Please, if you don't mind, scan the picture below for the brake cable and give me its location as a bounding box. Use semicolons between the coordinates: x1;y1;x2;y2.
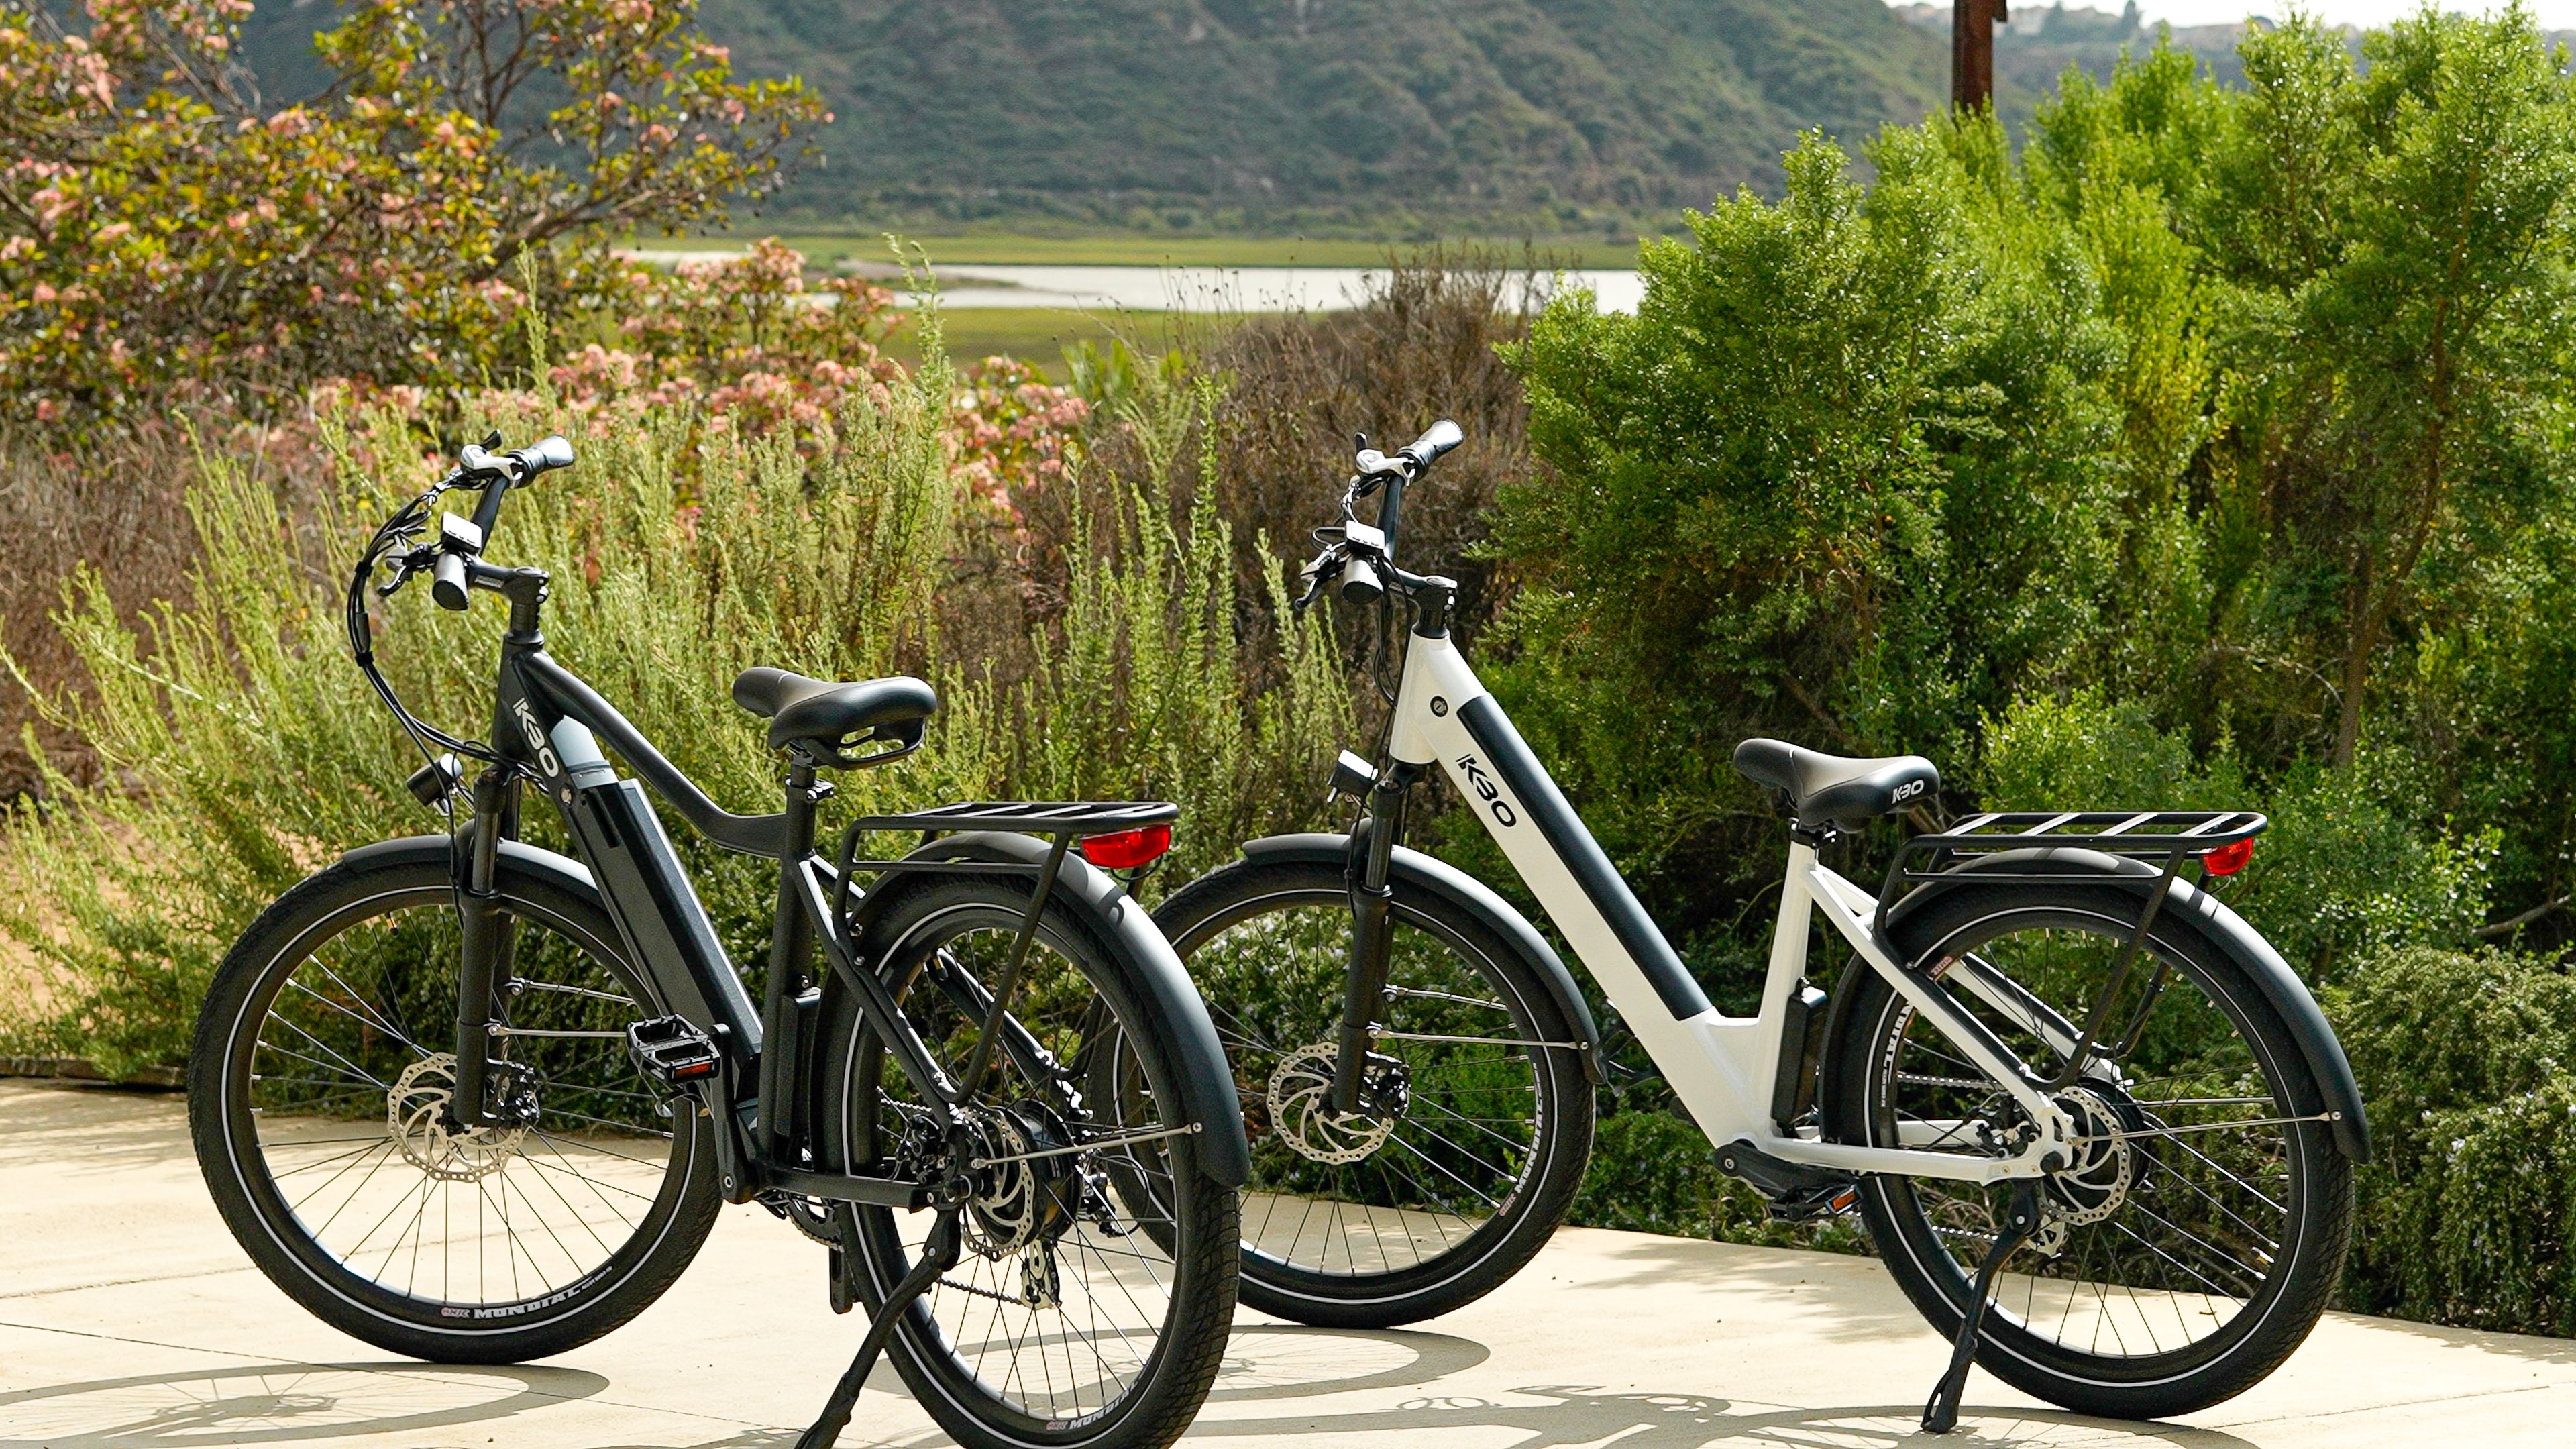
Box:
344;473;505;777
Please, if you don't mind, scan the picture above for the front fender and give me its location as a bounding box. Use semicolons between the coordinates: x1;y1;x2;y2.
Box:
339;834;601;899
1237;833;1607;1083
1881;847;2369;1162
900;831;1253;1187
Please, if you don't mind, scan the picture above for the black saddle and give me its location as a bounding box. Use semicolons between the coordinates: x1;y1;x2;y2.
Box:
732;667;936;764
1732;738;1939;823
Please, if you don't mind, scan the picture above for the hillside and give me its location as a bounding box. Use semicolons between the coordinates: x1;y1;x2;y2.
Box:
235;0;1951;233
703;0;1955;231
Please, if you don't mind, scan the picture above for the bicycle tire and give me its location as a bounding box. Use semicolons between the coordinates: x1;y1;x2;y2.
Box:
188;846;720;1363
1152;855;1594;1328
809;869;1238;1449
1825;877;2354;1420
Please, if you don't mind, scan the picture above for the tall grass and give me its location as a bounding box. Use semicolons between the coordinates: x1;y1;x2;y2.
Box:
0;334;1345;1073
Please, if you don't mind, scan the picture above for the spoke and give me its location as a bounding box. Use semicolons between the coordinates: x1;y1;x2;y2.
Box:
1383;1134;1505;1212
253;1036;392;1093
2106;1216;2251;1303
1411;1093;1538;1159
284;976;425;1053
512;978;638;1007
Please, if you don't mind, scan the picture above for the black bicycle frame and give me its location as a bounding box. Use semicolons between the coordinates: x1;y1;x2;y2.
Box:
437;567;966;1210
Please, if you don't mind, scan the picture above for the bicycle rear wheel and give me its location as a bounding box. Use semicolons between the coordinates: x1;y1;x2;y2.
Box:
188;846;718;1362
1153;855;1593;1328
810;871;1237;1449
1827;877;2353;1420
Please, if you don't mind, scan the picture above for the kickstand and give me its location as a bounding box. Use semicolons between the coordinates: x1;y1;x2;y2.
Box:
795;1206;964;1449
1922;1179;2042;1436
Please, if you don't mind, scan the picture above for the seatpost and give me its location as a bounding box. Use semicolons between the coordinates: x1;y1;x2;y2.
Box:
759;751;828;1161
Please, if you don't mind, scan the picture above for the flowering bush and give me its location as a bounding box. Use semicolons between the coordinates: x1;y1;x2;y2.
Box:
950;355;1089;526
0;0;824;427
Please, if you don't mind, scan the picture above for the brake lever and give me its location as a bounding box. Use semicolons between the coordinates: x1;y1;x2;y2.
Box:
374;543;441;597
1291;547;1341;615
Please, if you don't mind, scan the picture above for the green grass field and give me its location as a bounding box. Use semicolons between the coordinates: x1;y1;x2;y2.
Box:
885;307;1244;378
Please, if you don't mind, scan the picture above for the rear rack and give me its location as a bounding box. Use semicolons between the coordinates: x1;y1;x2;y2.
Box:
1870;808;2268;1096
1874;809;2265;935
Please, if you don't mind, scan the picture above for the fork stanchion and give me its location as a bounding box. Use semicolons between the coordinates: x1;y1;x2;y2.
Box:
797;1205;964;1449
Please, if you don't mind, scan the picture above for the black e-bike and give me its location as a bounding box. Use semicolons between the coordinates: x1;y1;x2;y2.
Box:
1155;422;2368;1432
187;435;1248;1449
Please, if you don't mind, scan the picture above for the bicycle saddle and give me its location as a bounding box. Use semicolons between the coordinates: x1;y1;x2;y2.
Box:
1731;737;1939;823
731;667;936;761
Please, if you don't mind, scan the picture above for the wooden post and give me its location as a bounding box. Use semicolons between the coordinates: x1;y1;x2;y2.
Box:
1953;0;2006;111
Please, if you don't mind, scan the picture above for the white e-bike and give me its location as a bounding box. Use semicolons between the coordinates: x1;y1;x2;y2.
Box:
1154;422;2367;1432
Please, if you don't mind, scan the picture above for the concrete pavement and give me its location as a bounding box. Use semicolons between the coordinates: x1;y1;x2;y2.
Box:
3;1078;2571;1448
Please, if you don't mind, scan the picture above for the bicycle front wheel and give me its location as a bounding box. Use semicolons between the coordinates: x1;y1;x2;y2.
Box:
1153;854;1594;1328
188;846;719;1362
1827;877;2354;1420
810;870;1238;1449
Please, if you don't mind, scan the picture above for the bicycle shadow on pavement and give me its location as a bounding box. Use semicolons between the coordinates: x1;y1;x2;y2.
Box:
1209;1322;1494;1401
1193;1369;2263;1448
1185;1330;2256;1444
0;1360;607;1447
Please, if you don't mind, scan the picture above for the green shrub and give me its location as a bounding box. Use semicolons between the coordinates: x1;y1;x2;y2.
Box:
1979;690;2493;977
2334;945;2576;1334
1568;1106;1864;1253
0;339;1345;1071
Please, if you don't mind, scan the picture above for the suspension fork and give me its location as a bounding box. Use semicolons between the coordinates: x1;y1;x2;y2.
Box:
1331;762;1419;1114
449;765;523;1128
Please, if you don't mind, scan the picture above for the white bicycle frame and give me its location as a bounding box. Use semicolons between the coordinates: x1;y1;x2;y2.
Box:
1387;627;2077;1185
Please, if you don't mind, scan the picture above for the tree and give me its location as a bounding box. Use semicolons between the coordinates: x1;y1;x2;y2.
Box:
2205;10;2576;767
0;0;824;425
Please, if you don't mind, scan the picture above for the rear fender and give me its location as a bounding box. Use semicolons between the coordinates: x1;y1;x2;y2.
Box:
884;831;1253;1187
1847;847;2369;1162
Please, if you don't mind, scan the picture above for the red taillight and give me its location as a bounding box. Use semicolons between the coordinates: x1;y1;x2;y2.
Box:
1080;823;1172;869
2200;838;2255;876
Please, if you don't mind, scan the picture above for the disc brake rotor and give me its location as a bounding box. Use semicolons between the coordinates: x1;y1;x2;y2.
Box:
387;1054;525;1182
2029;1084;2139;1256
1266;1042;1397;1165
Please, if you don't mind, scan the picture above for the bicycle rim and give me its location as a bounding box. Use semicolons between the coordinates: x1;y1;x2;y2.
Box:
1860;903;2319;1371
222;883;694;1313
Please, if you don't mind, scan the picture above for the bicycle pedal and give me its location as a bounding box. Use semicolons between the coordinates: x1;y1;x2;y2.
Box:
627;1015;720;1089
1766;1183;1860;1223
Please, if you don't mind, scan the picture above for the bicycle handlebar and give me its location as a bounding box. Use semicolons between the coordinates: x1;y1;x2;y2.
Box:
1396;419;1462;470
1291;419;1462;616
